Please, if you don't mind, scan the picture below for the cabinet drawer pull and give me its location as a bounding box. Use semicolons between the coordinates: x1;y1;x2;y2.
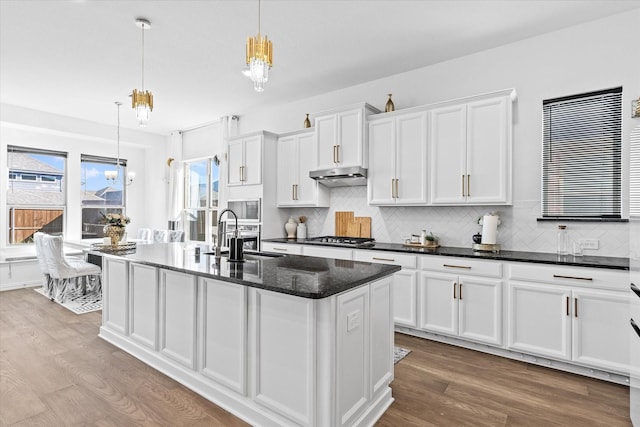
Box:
553;274;593;281
566;296;570;316
372;257;395;262
453;282;457;299
467;175;471;197
574;298;578;318
272;247;287;251
443;264;472;269
459;283;463;300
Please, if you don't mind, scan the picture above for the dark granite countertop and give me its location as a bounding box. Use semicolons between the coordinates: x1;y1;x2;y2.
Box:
263;238;629;271
92;243;401;299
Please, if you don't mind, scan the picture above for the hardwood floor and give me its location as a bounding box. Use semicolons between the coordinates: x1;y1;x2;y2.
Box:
0;288;631;426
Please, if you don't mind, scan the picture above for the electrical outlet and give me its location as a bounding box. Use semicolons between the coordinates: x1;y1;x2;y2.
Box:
580;238;599;250
347;310;360;332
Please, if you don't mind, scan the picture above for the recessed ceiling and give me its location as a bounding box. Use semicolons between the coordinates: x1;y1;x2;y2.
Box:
1;0;639;136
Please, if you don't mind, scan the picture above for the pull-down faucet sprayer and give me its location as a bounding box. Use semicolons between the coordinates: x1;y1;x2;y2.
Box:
215;208;238;262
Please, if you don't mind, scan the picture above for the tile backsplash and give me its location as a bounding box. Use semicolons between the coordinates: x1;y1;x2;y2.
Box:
286;186;630;258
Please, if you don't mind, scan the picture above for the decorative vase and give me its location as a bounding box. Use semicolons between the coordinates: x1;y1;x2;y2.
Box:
297;222;307;239
303;113;311;128
285;217;297;239
385;94;395;112
104;225;125;246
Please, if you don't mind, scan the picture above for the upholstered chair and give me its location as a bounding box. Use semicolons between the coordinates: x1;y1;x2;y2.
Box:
152;229;168;243
34;232;54;298
136;228;151;242
167;230;184;242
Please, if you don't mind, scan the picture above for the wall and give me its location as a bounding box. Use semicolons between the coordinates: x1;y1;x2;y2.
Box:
0;104;168;250
229;10;639;257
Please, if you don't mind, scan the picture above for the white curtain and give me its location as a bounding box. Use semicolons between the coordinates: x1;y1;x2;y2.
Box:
167;131;184;222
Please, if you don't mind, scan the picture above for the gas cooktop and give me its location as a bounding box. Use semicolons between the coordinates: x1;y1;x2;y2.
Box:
304;236;375;248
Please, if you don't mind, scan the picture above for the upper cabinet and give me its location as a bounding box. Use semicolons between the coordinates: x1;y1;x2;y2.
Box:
312;103;380;170
227;133;264;186
276;129;329;207
368;110;428;205
429;90;515;205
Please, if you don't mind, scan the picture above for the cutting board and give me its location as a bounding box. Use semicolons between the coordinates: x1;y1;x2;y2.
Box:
335;211;371;238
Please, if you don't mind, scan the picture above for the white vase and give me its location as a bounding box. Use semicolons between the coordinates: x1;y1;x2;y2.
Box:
285;216;297;239
297;222;307;239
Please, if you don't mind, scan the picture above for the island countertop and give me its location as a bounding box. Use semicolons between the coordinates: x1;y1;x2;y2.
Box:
92;242;401;299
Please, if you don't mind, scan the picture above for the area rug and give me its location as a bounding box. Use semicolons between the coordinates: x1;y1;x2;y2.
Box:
34;287;102;314
394;346;411;364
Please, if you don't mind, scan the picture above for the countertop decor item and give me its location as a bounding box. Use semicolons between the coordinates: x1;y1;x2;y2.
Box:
297;216;307;239
303;113;311;128
385;94;395;112
285;216;297;239
474;212;501;252
101;212;131;246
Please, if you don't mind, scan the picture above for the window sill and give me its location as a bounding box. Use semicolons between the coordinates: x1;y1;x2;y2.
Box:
536;217;628;223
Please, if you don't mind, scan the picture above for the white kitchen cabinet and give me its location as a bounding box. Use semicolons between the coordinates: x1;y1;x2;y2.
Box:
507;263;630;373
261;242;304;255
354;250;419;328
429;90;513;205
227;133;263;186
103;256;129;336
129;263;158;350
160;269;197;369
312;103;380;170
368;111;428;205
277;130;329;207
419;257;503;346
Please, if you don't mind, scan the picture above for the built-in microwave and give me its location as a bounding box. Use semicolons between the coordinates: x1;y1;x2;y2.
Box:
227;199;261;223
224;223;260;251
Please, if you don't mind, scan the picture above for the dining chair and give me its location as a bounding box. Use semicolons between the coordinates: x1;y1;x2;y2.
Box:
41;235;102;302
34;232;54;298
167;230;184;242
152;229;168;243
136;228;151;242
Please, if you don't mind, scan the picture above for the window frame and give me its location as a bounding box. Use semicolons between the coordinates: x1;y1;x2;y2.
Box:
184;157;220;244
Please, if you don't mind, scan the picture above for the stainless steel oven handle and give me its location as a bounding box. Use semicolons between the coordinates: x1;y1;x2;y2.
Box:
631;283;640;298
631;318;640;338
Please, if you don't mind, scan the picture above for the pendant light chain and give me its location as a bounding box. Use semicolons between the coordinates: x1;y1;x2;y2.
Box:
258;0;261;35
141;24;145;92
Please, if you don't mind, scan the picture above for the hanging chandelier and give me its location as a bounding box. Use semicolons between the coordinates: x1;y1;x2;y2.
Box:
105;102;135;186
131;18;153;126
245;0;273;92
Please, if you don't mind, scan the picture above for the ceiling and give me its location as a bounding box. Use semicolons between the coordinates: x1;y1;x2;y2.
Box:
2;0;639;136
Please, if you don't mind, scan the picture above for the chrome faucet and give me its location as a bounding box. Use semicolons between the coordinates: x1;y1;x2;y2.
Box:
215;208;238;262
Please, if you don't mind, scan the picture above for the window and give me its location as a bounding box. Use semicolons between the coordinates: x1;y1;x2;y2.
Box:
542;87;622;219
184;157;220;242
80;155;127;239
6;146;66;244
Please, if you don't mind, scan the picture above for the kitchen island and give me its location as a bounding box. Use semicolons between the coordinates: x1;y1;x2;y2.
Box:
96;243;401;427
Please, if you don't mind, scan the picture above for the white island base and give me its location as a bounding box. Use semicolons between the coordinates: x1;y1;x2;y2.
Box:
99;257;395;427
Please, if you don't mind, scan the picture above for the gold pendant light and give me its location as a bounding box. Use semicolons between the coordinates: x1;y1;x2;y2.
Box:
131;18;153;126
245;0;273;92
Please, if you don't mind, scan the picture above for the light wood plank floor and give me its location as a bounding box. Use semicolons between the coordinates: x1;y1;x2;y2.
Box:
0;288;631;426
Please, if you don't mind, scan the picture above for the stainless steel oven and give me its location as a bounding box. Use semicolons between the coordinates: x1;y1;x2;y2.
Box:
224;223;261;252
227;199;261;223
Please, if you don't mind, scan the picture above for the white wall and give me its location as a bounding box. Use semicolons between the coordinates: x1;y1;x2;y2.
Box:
0;104;168;249
228;10;638;257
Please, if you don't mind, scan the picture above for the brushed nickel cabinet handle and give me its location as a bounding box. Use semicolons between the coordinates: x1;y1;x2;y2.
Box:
553;274;593;281
453;282;457;299
272;247;287;251
443;264;472;269
459;283;463;300
395;179;399;199
295;184;298;200
574;298;578;318
336;144;340;163
391;179;395;199
372;257;395;262
467;175;471;197
292;184;295;200
333;145;337;163
461;175;465;197
566;296;570;316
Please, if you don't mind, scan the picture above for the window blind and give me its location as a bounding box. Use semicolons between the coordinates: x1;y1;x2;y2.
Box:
542;87;622;218
630;125;640;217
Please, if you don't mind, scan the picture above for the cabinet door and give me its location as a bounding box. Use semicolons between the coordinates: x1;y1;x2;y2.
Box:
466;97;509;204
242;135;262;185
295;132;318;205
396;112;428;205
419;272;458;336
160;269;197;369
276;135;298;206
227;138;244;186
337;109;363;167
316;114;338;169
572;289;630;373
393;269;418;328
103;257;128;335
368;118;396;205
508;281;571;360
458;276;502;346
129;263;158;350
429;104;467;204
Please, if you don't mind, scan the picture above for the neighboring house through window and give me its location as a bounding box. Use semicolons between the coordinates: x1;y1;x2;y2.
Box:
6;146;66;244
80;155;127;239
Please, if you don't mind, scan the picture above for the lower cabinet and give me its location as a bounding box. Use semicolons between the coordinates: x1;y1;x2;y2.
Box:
508;280;630;373
419;271;502;346
129;263;158;350
160;269;197;369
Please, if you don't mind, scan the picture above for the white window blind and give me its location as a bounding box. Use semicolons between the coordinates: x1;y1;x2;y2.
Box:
630;125;640;217
542;87;622;218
